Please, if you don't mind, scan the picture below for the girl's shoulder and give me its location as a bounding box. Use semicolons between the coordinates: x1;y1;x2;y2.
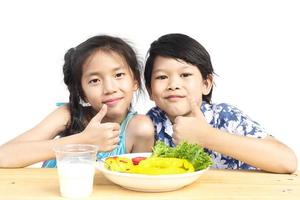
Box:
52;104;71;121
20;104;71;141
40;104;71;132
128;114;154;134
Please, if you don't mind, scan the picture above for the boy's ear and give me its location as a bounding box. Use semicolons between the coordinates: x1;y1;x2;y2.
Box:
146;86;153;100
202;74;213;95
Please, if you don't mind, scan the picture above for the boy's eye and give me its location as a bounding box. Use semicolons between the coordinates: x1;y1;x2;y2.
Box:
155;75;167;80
115;72;125;78
181;73;192;78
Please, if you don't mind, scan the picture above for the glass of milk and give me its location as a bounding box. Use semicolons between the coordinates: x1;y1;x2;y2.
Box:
54;144;98;199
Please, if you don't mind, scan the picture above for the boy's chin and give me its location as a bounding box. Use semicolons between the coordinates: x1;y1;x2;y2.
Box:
167;109;192;119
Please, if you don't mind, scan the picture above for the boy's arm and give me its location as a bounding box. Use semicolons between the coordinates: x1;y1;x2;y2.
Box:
202;128;297;173
173;100;298;174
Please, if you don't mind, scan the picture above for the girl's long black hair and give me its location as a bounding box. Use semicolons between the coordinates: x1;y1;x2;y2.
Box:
60;35;142;137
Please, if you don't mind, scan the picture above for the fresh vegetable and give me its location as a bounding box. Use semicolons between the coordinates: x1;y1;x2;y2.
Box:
104;141;212;175
104;156;194;175
151;141;212;171
132;157;147;165
104;157;133;172
129;157;194;175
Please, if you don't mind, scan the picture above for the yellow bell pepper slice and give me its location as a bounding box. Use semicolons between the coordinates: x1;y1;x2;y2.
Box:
104;157;133;172
129;157;194;175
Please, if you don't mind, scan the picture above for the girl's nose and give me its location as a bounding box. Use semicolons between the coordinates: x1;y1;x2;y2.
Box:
103;79;117;94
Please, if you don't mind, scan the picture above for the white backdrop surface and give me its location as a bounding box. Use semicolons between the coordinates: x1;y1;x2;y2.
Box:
0;0;299;168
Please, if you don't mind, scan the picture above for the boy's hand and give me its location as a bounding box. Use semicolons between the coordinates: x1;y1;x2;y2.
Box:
172;97;211;147
82;104;120;152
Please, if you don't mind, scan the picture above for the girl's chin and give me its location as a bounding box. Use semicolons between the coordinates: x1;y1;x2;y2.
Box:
104;110;128;122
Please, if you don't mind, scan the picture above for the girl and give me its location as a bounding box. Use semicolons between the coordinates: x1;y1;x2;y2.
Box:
144;33;297;173
0;35;154;168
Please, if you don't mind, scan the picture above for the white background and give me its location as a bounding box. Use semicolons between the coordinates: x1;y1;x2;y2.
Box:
0;0;299;168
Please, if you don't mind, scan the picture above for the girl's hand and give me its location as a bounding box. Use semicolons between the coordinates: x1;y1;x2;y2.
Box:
173;98;211;147
82;104;120;152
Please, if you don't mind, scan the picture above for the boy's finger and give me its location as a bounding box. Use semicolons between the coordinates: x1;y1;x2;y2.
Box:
188;96;201;118
92;104;107;123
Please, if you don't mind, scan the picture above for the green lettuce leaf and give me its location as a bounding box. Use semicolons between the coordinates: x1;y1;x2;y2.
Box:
151;141;212;171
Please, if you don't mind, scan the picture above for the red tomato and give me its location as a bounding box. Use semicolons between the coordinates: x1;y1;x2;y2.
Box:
132;157;147;165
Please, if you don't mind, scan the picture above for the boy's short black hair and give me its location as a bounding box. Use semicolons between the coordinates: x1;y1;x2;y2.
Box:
144;33;214;103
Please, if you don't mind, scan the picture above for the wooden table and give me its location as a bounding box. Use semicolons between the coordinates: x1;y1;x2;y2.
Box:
0;168;299;200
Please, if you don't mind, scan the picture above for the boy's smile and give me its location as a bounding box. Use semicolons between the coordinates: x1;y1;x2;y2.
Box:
150;56;212;122
165;94;185;102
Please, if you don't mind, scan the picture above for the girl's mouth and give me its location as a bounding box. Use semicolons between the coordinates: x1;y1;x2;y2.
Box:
103;97;123;107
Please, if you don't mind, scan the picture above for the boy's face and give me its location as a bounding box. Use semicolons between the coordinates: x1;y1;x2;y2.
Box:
81;50;138;123
150;56;212;122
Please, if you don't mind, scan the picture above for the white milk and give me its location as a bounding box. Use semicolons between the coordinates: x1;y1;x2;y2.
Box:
57;162;95;199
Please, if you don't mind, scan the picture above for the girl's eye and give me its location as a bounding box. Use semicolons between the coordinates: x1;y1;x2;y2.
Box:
88;79;100;85
115;72;125;78
181;73;192;78
155;75;167;80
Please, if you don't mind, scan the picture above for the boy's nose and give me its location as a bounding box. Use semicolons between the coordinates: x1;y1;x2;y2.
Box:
167;78;181;91
167;85;180;91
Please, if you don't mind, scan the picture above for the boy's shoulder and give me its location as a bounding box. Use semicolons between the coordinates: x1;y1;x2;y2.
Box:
146;106;168;123
146;102;242;117
202;102;242;116
201;102;248;126
146;102;245;124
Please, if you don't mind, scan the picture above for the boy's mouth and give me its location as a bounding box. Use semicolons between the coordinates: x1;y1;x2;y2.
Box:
165;95;185;101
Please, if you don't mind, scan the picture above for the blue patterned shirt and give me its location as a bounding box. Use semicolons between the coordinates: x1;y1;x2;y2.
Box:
147;102;269;170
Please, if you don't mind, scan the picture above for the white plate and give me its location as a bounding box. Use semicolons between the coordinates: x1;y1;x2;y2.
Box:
96;152;209;192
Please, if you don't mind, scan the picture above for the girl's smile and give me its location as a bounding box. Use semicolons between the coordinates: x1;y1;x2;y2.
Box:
102;97;124;107
81;50;138;123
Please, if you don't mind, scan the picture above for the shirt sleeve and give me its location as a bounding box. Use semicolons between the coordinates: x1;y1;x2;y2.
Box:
217;103;269;139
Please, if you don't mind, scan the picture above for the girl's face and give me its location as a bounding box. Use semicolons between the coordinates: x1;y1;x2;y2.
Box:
81;50;138;123
150;56;212;122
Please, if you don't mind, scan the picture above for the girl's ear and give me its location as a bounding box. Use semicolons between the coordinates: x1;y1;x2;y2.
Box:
202;74;213;95
133;80;139;91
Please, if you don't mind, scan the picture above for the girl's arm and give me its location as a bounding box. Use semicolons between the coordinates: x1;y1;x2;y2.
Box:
0;104;121;168
126;115;155;153
0;105;78;168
